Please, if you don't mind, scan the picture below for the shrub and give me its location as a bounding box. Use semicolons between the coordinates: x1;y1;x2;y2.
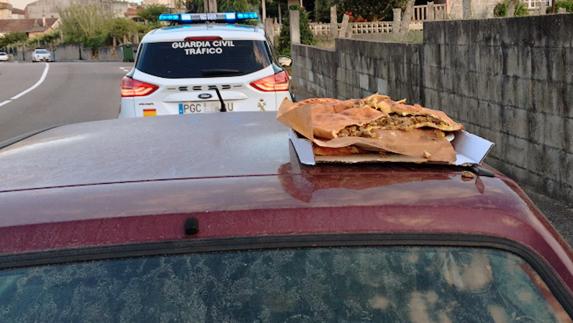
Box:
555;0;573;12
494;0;528;17
0;32;27;48
277;6;315;56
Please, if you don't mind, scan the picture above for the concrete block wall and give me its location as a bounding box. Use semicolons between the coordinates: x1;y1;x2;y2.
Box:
291;14;573;203
14;45;123;62
292;39;423;104
335;39;423;103
423;15;573;203
291;45;337;99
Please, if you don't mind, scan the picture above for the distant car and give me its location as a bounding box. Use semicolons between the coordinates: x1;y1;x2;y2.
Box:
0;112;572;321
0;52;9;61
119;12;292;118
31;48;52;62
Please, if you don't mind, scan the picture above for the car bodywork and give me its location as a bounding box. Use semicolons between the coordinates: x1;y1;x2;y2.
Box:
31;49;52;62
0;112;572;314
119;24;291;118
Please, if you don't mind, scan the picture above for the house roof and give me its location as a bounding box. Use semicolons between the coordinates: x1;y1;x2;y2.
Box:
11;8;25;15
0;18;57;33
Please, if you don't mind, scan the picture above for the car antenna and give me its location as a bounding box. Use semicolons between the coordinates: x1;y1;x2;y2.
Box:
213;87;227;112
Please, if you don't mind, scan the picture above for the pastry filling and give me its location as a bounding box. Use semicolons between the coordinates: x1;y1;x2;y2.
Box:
337;114;448;138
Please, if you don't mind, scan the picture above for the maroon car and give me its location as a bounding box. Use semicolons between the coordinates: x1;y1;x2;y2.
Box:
0;112;571;322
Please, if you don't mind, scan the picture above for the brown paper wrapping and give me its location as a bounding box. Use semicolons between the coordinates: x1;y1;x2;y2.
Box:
277;98;457;163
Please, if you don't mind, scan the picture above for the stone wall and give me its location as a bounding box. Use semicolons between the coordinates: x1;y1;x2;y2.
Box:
291;14;573;203
292;39;424;104
12;45;124;62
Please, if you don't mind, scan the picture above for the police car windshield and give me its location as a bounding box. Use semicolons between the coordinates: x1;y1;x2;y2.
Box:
136;40;271;79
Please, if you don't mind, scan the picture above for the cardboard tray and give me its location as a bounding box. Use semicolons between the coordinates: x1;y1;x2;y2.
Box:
289;129;494;166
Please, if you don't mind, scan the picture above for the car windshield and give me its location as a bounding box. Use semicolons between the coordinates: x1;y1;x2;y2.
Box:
34;49;49;53
0;246;569;322
135;39;272;78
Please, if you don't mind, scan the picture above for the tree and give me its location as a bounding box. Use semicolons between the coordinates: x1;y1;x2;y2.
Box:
137;4;170;24
218;0;259;11
334;0;408;21
277;5;315;56
109;18;138;46
0;32;27;49
314;0;335;22
59;4;113;50
29;31;61;48
493;0;528;17
554;0;573;12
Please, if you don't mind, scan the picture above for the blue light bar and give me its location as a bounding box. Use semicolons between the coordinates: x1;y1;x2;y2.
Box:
236;12;258;20
159;13;179;21
158;12;259;24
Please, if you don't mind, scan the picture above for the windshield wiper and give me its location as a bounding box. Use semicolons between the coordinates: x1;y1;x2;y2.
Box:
200;69;241;77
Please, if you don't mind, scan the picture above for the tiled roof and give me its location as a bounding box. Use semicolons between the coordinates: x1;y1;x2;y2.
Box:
0;18;57;33
11;8;25;15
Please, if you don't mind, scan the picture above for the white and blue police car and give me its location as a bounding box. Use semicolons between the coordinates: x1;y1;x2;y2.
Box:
119;12;292;118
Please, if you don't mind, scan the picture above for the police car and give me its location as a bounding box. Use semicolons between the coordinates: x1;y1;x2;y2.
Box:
119;12;291;118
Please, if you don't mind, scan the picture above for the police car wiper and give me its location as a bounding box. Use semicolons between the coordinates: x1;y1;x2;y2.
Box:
200;69;241;77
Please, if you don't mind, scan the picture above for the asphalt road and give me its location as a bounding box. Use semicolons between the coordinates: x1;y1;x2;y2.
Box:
0;62;130;142
0;61;571;247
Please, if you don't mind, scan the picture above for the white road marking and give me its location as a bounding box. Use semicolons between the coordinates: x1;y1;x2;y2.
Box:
120;67;130;72
0;100;11;107
10;62;50;101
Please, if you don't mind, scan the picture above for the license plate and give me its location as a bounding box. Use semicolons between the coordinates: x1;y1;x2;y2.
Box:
179;102;234;114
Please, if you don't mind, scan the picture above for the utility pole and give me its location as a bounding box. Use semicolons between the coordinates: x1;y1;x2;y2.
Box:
261;0;266;22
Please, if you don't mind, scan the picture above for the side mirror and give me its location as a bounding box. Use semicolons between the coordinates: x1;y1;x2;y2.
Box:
278;56;292;67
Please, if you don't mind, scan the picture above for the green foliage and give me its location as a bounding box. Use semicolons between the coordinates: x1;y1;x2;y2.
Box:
555;0;573;12
137;4;170;23
59;4;113;49
218;0;259;12
514;2;528;15
314;0;335;23
29;31;60;47
493;0;529;17
494;2;507;16
277;6;315;56
109;18;137;40
59;4;153;49
334;0;408;21
0;32;27;48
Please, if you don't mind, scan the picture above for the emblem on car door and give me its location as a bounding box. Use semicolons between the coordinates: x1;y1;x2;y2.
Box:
198;93;212;99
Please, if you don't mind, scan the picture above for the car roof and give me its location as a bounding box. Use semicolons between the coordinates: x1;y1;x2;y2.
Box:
0;112;291;192
1;112;572;295
142;24;266;43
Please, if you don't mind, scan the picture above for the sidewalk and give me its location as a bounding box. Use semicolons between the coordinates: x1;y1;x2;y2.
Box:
525;187;573;248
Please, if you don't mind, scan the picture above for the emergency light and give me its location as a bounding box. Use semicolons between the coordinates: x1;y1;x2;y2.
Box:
159;12;259;23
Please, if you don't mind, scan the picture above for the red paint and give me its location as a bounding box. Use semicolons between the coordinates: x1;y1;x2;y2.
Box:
0;165;572;296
